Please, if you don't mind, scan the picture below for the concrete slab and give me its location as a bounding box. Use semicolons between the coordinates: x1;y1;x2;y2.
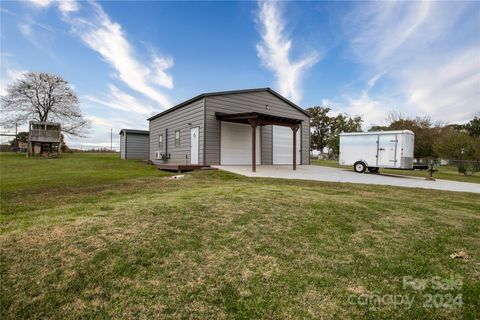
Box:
215;165;480;194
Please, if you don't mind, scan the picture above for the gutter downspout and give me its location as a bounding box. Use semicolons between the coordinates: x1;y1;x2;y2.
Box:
165;128;168;161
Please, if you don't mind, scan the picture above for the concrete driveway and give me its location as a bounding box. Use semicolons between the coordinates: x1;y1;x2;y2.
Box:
215;165;480;193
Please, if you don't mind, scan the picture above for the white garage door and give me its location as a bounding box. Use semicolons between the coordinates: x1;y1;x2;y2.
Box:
273;125;301;165
221;122;260;165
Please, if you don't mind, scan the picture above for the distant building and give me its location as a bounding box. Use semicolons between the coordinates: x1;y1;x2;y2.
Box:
18;141;28;153
28;121;62;157
119;129;149;160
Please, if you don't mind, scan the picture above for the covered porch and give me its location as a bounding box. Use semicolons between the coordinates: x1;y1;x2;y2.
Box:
216;112;302;172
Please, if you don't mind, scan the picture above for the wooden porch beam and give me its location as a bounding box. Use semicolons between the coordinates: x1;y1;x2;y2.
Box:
255;120;301;127
249;119;258;172
291;124;299;170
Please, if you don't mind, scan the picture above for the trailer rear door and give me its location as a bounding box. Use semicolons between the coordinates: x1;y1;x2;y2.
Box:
377;134;397;167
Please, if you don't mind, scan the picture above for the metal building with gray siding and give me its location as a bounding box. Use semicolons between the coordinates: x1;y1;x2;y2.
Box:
148;88;310;169
119;129;150;160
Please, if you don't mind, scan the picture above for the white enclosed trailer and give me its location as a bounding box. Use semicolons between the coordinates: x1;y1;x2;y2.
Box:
339;130;414;173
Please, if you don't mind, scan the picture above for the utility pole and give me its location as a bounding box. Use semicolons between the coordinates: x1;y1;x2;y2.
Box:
15;122;18;151
110;128;113;151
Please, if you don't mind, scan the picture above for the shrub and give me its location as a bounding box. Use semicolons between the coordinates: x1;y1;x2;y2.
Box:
457;163;470;175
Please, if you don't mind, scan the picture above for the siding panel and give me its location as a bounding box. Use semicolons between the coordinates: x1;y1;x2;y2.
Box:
261;125;272;165
149;99;204;164
125;133;149;160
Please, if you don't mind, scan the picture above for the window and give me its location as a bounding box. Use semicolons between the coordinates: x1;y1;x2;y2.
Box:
158;134;164;149
175;130;180;146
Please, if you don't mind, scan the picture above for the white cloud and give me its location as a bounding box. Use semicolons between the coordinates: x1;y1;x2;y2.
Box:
17;0;173;148
151;55;174;89
81;84;155;147
64;1;173;107
323;92;397;129
256;1;320;103
72;108;149;150
18;22;32;37
86;114;144;132
27;0;79;14
402;47;480;123
27;0;54;8
347;2;432;68
66;116;120;149
338;1;480;124
57;0;79;14
366;72;385;91
77;111;148;149
14;8;61;59
23;0;172;108
83;84;156;116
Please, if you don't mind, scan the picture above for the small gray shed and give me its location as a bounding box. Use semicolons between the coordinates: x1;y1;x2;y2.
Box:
119;129;149;160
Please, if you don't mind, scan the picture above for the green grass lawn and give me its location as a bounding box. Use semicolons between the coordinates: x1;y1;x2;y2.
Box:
1;153;479;319
312;159;480;184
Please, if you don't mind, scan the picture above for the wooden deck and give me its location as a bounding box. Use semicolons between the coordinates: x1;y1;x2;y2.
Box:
154;164;211;173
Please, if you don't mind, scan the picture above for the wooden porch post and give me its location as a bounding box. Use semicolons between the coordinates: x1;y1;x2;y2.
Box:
249;119;258;172
291;125;299;170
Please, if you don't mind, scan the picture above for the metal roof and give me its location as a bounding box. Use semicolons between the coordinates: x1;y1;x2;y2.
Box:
147;87;310;121
119;129;149;135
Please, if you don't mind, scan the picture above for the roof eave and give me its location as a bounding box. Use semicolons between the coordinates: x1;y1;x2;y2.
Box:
119;129;150;135
147;93;206;121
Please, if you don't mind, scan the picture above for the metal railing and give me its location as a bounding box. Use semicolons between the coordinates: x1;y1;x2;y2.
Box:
29;129;61;142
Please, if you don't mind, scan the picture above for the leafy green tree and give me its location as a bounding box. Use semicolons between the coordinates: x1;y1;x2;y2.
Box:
433;128;475;160
306;106;332;151
327;114;363;157
306;106;363;156
9;131;29;148
471;137;480;161
368;125;388;132
463;116;480;137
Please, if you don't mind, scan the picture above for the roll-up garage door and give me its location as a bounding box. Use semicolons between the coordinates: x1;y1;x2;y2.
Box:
220;122;261;165
273;125;301;164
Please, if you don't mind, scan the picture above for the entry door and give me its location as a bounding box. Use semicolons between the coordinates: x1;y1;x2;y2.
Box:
377;134;397;167
273;126;301;164
190;127;199;164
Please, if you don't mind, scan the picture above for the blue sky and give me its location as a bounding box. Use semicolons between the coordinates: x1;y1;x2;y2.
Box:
1;0;479;149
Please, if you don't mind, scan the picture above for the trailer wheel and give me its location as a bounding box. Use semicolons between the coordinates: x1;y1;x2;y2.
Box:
354;161;366;173
368;167;379;173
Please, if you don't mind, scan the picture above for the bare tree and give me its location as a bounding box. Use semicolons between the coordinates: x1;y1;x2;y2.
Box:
1;72;91;136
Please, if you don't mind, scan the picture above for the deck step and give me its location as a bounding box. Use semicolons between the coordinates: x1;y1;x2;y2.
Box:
155;164;211;172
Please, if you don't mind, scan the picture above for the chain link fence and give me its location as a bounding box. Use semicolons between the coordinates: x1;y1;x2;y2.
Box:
436;159;480;175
